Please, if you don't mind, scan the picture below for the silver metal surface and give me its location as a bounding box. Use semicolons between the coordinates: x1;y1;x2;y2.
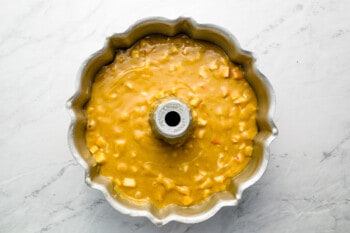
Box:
67;17;278;226
150;98;192;145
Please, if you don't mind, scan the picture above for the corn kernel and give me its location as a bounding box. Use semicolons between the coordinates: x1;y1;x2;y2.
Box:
143;163;152;171
120;112;128;121
199;178;213;189
125;82;133;89
87;119;96;130
114;139;126;152
135;191;142;198
134;130;145;140
117;55;124;63
193;173;204;182
239;143;247;150
94;151;106;163
113;126;123;134
234;97;249;105
131;50;139;58
181;164;189;172
203;189;211;197
97;116;112;124
123;178;136;187
130;151;137;158
209;60;218;70
221;86;229;98
239;122;248;132
192;110;198;118
215;106;223;116
96;137;106;147
244;145;253;156
176;186;190;195
197;118;207;126
190;96;201;107
140;40;148;48
219;65;230;78
196;129;206;139
214;175;225;183
96;105;105;113
115;139;126;145
157;176;175;190
182;47;189;55
169;46;179;54
117;162;128;172
231;67;244;80
181;195;193;205
109;93;118;99
199;66;209;78
217;153;225;169
155;90;165;99
231;135;240;143
130;165;138;172
89;145;99;154
240;104;257;120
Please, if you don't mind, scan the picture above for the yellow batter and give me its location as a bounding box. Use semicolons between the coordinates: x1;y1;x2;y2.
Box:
85;35;258;208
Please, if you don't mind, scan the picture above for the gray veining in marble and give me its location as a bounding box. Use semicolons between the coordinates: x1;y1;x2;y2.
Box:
0;0;349;232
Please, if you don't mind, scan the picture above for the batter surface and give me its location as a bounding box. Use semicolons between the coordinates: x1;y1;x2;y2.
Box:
85;35;258;208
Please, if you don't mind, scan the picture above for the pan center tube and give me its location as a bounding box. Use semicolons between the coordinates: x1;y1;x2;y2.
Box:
150;98;193;146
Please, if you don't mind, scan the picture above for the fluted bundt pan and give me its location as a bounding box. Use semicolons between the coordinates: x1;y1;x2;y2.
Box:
67;17;278;225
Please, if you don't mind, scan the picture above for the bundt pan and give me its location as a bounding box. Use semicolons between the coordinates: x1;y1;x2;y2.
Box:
67;17;278;225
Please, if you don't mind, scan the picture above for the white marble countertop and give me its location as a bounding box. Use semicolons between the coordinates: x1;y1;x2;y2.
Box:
1;0;349;232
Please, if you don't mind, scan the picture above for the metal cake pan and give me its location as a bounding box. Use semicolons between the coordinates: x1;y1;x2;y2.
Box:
67;17;278;225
